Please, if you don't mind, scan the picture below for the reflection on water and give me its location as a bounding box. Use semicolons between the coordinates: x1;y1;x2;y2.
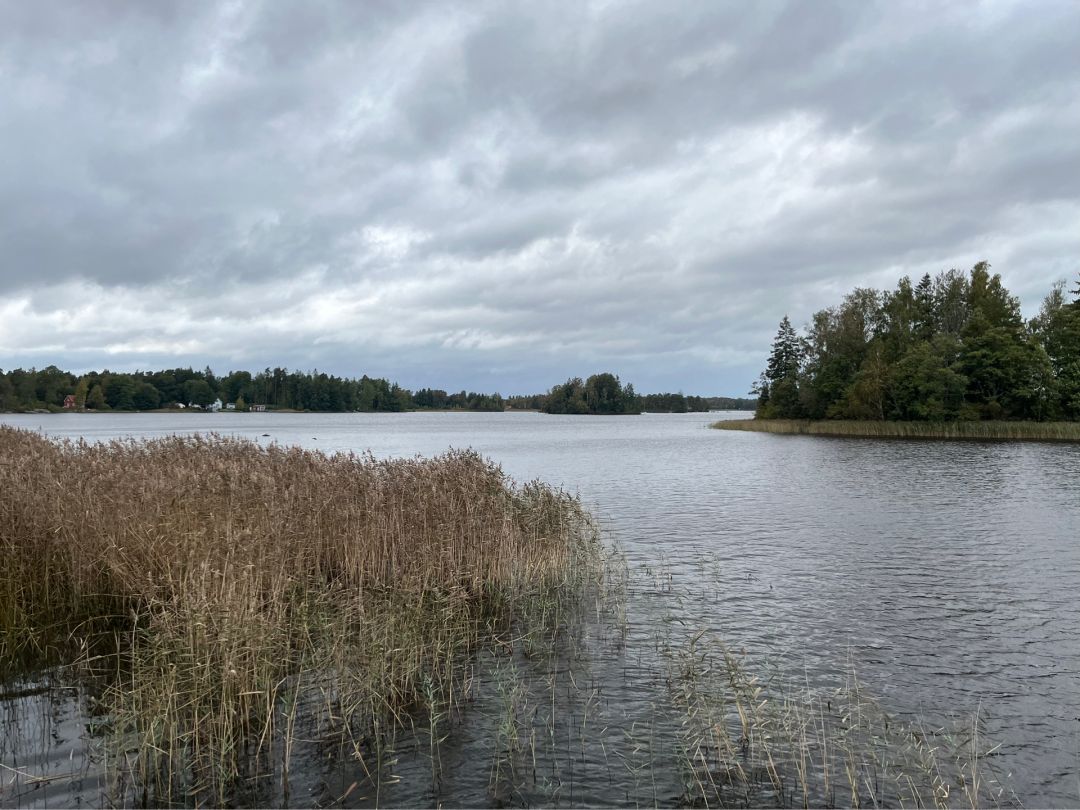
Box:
0;677;103;807
2;410;1079;806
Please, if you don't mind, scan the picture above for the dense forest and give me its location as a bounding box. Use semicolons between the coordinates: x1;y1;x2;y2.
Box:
508;390;751;412
755;262;1080;422
0;365;754;415
707;396;759;410
0;366;505;413
640;393;711;413
534;374;750;414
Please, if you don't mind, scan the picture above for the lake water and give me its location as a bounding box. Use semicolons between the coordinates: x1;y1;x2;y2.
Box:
2;410;1079;807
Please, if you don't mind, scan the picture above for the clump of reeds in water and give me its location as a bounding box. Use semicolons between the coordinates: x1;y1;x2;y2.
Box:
0;426;601;806
712;418;1080;442
671;632;1016;809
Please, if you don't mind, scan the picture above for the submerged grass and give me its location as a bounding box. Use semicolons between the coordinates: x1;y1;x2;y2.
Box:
0;426;601;805
669;632;1016;809
713;418;1080;442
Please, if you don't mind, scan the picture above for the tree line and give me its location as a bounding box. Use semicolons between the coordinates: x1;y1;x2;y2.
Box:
1;365;754;415
0;366;508;413
755;262;1080;422
516;373;752;414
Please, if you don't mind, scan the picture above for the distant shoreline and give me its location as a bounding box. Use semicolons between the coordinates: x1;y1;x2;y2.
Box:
1;408;512;415
0;408;307;415
712;418;1080;442
2;407;750;417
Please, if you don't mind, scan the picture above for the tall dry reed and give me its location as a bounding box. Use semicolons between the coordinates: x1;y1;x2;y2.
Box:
713;418;1080;442
0;426;600;805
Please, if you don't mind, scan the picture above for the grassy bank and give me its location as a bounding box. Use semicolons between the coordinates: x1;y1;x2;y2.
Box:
0;426;601;805
712;418;1080;441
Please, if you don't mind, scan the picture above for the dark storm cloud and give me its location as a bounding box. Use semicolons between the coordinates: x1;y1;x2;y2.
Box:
1;0;1078;394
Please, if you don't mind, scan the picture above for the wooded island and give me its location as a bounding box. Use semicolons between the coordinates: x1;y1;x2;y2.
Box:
715;262;1080;440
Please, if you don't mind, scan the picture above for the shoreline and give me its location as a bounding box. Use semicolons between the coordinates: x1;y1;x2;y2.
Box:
712;418;1080;442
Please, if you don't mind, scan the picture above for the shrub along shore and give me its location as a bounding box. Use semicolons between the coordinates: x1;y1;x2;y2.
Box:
0;426;601;806
713;418;1080;441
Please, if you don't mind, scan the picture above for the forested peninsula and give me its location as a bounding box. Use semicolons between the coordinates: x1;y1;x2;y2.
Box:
0;365;753;415
716;263;1080;441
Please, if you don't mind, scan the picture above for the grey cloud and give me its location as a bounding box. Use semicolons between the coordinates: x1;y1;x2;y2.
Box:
1;0;1078;395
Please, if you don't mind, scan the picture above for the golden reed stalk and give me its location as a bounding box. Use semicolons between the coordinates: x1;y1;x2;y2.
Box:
0;426;599;804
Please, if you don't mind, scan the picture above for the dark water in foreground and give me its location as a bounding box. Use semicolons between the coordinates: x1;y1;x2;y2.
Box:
2;411;1079;807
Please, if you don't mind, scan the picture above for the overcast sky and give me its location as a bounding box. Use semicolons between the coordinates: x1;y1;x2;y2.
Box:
1;1;1078;395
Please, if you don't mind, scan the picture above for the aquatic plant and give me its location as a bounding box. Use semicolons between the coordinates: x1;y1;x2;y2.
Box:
668;632;1016;809
712;418;1080;442
0;426;601;805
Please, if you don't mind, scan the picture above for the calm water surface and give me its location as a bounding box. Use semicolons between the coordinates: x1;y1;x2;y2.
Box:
2;411;1079;806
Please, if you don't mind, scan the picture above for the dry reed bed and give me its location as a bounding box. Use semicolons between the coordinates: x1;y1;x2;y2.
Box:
713;418;1080;442
0;426;600;805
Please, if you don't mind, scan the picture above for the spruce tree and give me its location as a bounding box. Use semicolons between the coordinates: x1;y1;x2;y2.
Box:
914;273;935;340
762;316;803;418
765;316;801;382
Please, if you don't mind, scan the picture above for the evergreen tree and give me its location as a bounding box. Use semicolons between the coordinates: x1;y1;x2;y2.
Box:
914;273;935;340
765;316;801;382
759;316;803;418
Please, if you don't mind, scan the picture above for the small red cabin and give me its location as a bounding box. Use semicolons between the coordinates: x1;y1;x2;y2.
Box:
63;394;77;409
